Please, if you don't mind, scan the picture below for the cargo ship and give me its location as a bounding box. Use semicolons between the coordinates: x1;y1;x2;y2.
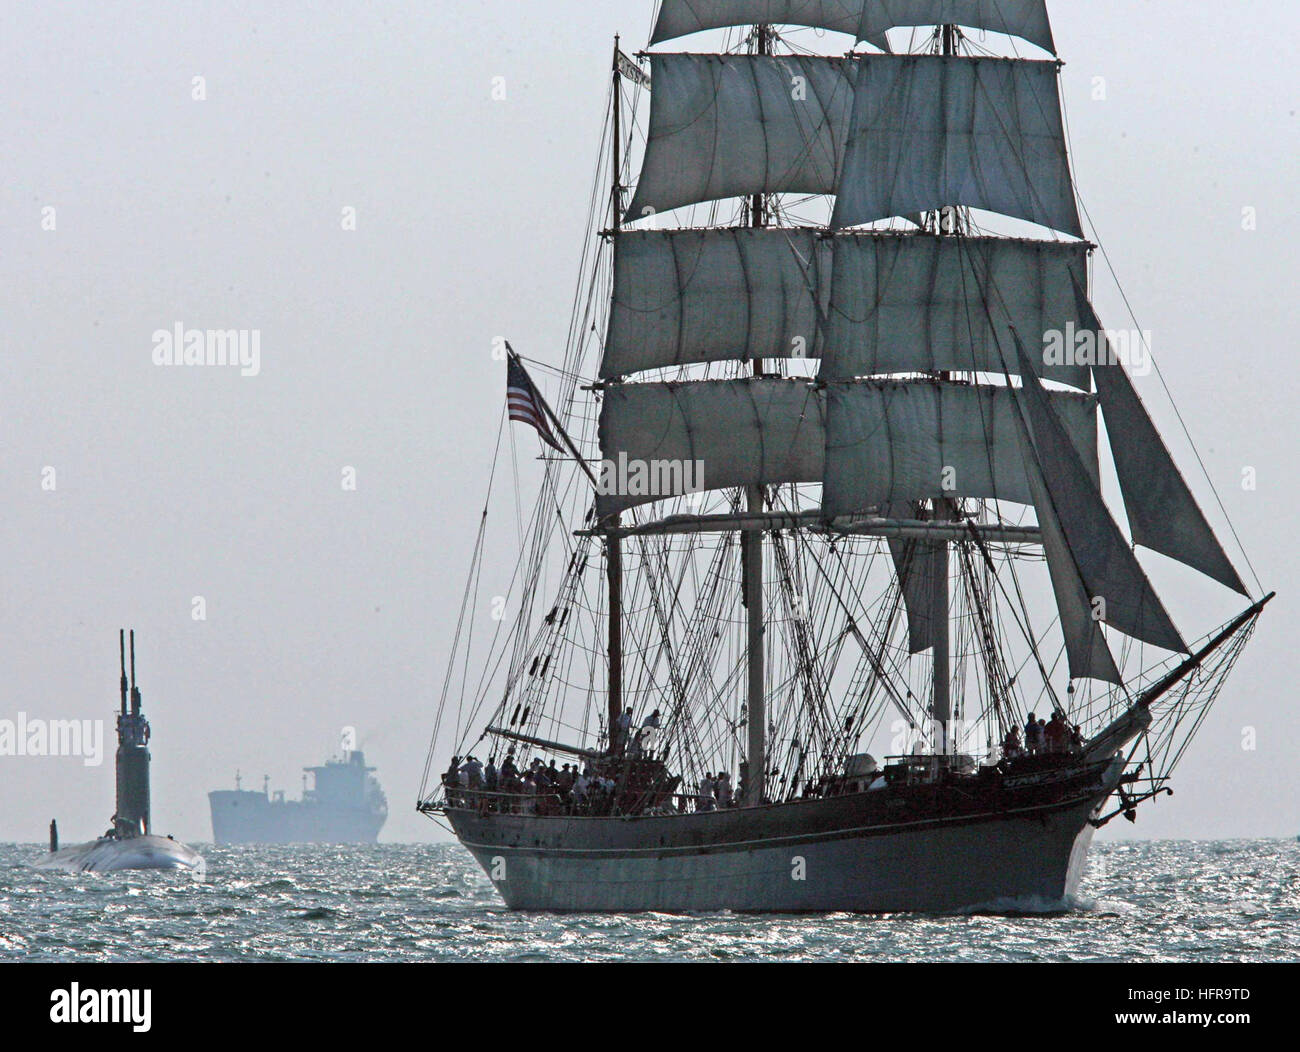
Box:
210;748;387;844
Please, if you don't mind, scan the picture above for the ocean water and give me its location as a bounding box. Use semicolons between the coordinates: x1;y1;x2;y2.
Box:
1;839;1296;962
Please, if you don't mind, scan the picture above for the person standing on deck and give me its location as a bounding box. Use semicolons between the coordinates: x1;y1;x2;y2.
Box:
615;706;633;753
1044;712;1068;754
698;775;716;812
1026;715;1046;755
716;772;733;808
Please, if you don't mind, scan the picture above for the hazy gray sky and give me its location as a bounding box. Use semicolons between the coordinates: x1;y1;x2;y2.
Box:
0;1;1296;844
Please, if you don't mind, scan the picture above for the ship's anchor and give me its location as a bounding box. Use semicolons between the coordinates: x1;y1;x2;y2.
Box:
1090;781;1174;828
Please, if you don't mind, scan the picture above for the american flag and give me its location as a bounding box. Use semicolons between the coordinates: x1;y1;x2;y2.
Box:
506;352;565;453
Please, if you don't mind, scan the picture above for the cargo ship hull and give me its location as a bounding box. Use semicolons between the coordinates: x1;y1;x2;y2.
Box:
209;790;385;845
443;758;1119;912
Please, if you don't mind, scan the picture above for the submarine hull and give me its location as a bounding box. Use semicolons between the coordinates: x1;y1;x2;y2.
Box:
36;835;203;874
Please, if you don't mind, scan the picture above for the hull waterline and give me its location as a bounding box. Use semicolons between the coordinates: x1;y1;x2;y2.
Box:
444;762;1119;913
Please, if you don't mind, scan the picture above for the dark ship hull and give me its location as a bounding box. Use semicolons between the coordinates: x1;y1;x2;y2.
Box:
209;790;385;844
442;754;1122;913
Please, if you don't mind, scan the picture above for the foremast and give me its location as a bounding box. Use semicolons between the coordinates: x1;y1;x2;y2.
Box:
741;21;770;804
605;37;625;749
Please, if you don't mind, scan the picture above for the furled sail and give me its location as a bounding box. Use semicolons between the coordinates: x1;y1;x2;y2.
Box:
1011;334;1186;654
625;54;854;223
822;234;1091;387
1073;285;1248;595
647;0;1056;55
822;380;1097;515
597;378;826;517
604;229;830;379
832;56;1082;237
650;1;863;44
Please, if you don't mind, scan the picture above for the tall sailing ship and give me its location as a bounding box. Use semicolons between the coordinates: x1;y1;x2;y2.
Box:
419;1;1271;912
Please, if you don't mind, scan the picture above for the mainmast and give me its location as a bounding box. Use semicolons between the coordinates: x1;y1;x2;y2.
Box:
606;37;625;750
926;23;967;754
741;22;771;805
931;517;951;752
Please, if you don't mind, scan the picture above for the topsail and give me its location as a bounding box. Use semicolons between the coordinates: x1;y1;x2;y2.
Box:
604;230;1093;385
831;55;1081;236
650;0;1056;55
625;54;854;223
627;52;1081;238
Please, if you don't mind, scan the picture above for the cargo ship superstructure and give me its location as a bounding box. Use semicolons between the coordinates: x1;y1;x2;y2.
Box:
210;748;387;844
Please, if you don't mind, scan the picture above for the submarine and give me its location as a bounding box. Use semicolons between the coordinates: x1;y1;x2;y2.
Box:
37;630;203;874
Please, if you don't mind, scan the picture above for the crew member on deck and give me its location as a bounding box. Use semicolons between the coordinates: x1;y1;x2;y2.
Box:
615;706;633;752
1026;714;1045;755
1044;712;1068;754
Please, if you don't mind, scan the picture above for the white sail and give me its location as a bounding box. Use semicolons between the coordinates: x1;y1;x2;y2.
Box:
1011;335;1186;654
650;1;863;44
648;0;1055;54
625;54;854;223
597;378;826;516
605;231;1091;384
822;234;1092;387
1021;449;1124;684
1071;285;1248;595
832;56;1082;237
881;502;946;654
1095;363;1247;595
604;229;830;379
859;1;1054;54
822;380;1098;515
